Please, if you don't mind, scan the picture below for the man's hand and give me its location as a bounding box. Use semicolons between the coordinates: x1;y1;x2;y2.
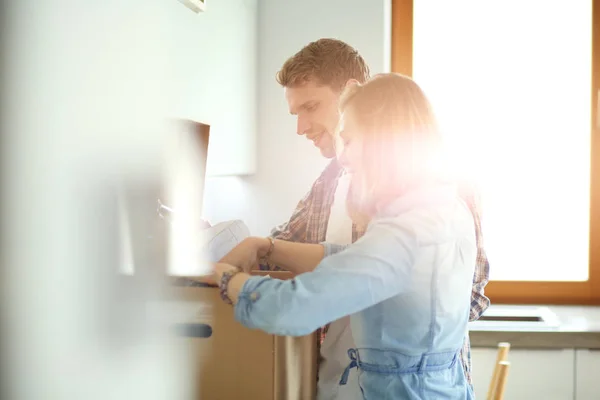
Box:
218;237;270;273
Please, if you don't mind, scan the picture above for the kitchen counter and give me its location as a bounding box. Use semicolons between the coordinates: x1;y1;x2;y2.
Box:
469;305;600;349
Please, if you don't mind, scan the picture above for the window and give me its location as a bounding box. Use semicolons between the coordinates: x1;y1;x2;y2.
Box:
392;0;600;304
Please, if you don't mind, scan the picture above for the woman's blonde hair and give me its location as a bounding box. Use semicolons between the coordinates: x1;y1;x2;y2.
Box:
337;73;444;227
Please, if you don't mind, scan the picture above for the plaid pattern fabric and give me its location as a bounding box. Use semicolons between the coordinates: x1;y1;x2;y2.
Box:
265;159;490;384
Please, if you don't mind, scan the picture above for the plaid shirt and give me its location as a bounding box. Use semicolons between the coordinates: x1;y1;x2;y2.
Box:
265;159;490;384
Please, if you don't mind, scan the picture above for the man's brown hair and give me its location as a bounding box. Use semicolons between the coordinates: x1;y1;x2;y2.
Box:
276;38;370;91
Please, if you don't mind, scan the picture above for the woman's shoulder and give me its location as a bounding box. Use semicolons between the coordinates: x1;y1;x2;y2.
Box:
368;189;472;246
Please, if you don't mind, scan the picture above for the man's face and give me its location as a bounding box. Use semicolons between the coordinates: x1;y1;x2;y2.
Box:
336;110;363;174
284;81;341;159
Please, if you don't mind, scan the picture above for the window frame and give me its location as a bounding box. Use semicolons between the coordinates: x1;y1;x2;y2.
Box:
391;0;600;305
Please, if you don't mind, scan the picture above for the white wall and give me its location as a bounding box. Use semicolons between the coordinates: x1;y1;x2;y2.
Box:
166;0;258;177
203;0;391;235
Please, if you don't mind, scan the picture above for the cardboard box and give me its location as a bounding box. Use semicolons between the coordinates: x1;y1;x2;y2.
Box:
164;271;318;400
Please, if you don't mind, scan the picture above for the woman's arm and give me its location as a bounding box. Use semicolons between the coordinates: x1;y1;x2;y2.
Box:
213;263;250;304
232;221;420;336
214;239;351;304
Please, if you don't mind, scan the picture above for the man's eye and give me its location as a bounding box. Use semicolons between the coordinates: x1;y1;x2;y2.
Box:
306;104;318;112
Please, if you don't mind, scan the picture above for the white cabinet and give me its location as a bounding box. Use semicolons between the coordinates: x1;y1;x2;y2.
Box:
575;349;600;400
471;348;575;400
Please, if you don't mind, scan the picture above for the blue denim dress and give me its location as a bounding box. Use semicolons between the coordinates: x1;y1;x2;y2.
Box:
235;184;477;399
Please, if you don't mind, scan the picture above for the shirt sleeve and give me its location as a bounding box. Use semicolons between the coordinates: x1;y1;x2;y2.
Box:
458;181;491;321
234;220;417;336
259;190;312;271
263;161;340;271
321;242;350;256
268;160;339;243
268;189;311;242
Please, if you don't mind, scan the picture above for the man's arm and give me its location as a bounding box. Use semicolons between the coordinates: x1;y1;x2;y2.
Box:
262;161;341;270
258;186;314;271
459;182;491;322
268;190;311;242
470;209;490;321
269;159;340;243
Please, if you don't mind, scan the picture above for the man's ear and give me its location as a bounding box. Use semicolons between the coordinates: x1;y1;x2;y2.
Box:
345;79;360;89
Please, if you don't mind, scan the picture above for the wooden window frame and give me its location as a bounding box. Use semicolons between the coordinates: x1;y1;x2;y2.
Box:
391;0;600;305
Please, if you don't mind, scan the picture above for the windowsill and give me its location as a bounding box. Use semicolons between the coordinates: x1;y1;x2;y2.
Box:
470;305;600;349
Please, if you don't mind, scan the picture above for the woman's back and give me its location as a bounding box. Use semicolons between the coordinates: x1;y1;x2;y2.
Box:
326;184;477;399
351;187;476;352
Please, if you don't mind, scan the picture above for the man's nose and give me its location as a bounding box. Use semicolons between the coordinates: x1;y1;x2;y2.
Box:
296;115;311;135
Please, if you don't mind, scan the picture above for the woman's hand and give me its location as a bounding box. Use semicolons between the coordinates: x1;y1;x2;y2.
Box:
212;262;251;304
218;237;271;273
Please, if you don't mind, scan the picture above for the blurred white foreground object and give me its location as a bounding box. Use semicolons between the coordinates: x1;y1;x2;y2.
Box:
162;120;211;277
0;1;200;399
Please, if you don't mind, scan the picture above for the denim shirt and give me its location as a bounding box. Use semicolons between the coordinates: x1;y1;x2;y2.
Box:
235;184;477;399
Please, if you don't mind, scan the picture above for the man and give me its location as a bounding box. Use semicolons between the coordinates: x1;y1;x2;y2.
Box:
263;38;490;400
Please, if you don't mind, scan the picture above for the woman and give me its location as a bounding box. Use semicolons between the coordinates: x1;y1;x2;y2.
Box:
213;73;476;399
